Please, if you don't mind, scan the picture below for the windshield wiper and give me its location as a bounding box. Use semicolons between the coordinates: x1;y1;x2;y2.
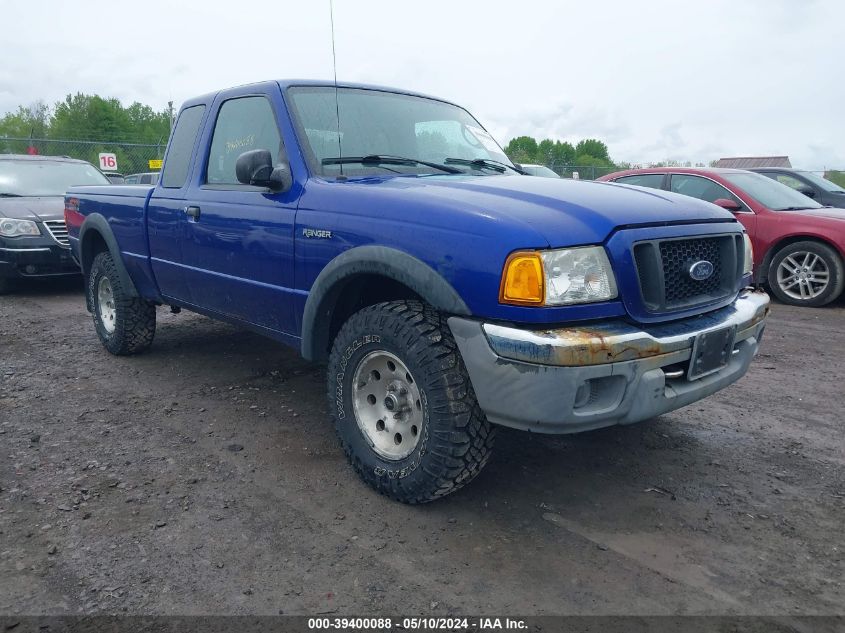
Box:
444;157;526;174
321;155;463;174
0;193;23;197
775;206;815;211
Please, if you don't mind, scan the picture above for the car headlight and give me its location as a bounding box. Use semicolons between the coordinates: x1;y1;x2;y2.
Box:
743;233;754;275
0;218;40;237
500;246;618;306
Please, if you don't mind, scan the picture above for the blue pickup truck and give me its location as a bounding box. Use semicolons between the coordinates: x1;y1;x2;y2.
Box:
65;80;770;503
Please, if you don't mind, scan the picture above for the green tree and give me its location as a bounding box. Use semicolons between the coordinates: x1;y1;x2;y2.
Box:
1;93;171;172
48;93;169;143
575;139;610;162
826;171;845;188
51;94;131;141
125;102;170;144
0;102;50;139
536;139;575;166
504;136;539;163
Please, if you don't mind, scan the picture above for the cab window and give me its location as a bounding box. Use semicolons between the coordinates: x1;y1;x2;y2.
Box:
161;105;205;189
206;96;283;186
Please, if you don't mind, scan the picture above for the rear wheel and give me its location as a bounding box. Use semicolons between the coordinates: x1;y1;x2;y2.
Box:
87;251;156;354
768;241;844;307
327;300;495;503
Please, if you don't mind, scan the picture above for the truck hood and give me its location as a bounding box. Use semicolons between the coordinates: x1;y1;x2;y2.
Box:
354;175;736;246
0;196;64;222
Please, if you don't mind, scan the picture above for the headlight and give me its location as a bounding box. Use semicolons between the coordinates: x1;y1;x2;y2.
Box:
0;218;40;237
500;246;618;306
742;233;754;275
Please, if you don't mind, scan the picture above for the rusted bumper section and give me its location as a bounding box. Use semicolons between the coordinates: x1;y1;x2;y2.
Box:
448;290;770;434
482;290;770;367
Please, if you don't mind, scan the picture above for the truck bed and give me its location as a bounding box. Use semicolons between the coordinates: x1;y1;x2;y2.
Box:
66;185;159;299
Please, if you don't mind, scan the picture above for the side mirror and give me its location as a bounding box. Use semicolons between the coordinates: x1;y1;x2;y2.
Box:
235;149;292;192
713;198;743;212
269;163;293;192
796;185;816;198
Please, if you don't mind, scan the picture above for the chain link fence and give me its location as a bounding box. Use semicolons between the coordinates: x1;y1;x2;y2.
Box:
0;137;165;176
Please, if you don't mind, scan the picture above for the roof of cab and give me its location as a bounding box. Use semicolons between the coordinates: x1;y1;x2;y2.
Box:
179;79;460;110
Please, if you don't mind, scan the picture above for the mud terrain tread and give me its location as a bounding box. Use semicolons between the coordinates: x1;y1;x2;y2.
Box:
328;300;495;504
89;251;156;355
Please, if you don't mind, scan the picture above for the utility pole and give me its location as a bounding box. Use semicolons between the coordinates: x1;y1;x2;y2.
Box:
168;101;174;132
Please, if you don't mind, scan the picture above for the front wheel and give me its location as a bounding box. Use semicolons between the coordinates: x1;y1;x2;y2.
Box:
768;241;844;307
327;300;495;503
87;251;156;354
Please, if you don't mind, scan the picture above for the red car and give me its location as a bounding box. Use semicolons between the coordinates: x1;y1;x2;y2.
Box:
598;168;845;307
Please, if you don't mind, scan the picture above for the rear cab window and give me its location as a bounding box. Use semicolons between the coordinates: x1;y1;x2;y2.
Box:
161;105;206;189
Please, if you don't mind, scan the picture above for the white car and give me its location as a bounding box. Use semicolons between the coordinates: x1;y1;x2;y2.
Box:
520;164;560;178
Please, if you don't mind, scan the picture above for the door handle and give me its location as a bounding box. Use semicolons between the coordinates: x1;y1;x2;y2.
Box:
184;206;201;221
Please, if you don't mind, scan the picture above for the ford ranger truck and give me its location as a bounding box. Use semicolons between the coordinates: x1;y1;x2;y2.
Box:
65;81;770;503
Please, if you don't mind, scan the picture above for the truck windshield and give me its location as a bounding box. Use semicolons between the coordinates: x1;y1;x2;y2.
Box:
287;86;514;177
0;159;109;196
723;172;823;211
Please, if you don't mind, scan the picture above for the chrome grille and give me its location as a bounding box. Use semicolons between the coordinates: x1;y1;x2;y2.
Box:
633;234;743;312
43;220;70;247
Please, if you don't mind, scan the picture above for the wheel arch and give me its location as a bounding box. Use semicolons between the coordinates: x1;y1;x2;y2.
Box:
759;233;845;284
79;214;138;299
301;245;470;362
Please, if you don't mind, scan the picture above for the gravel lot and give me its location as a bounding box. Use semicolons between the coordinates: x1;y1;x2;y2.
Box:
1;279;843;617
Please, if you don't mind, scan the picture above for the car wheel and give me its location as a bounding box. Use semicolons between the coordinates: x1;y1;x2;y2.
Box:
87;251;156;354
327;300;496;503
768;241;844;307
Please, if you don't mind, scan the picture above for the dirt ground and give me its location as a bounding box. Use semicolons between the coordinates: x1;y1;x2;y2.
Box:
1;278;843;617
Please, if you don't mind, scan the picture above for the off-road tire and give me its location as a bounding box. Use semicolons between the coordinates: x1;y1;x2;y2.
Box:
87;251;156;355
768;241;844;307
327;300;495;503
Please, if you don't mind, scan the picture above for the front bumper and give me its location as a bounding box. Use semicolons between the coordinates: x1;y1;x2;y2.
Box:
0;239;79;280
449;289;770;434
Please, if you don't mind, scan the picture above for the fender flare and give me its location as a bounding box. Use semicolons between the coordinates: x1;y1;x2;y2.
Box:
79;213;138;298
301;245;470;361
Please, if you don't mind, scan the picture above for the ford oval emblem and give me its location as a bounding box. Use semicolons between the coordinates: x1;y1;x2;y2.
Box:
689;260;715;281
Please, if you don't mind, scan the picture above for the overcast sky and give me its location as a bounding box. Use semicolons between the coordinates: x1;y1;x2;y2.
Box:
2;0;843;169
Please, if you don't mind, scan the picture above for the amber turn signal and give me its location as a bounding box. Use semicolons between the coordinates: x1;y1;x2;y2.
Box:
499;251;545;305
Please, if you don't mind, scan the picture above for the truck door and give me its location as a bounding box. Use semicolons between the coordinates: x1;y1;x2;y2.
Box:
178;90;300;335
147;104;207;303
